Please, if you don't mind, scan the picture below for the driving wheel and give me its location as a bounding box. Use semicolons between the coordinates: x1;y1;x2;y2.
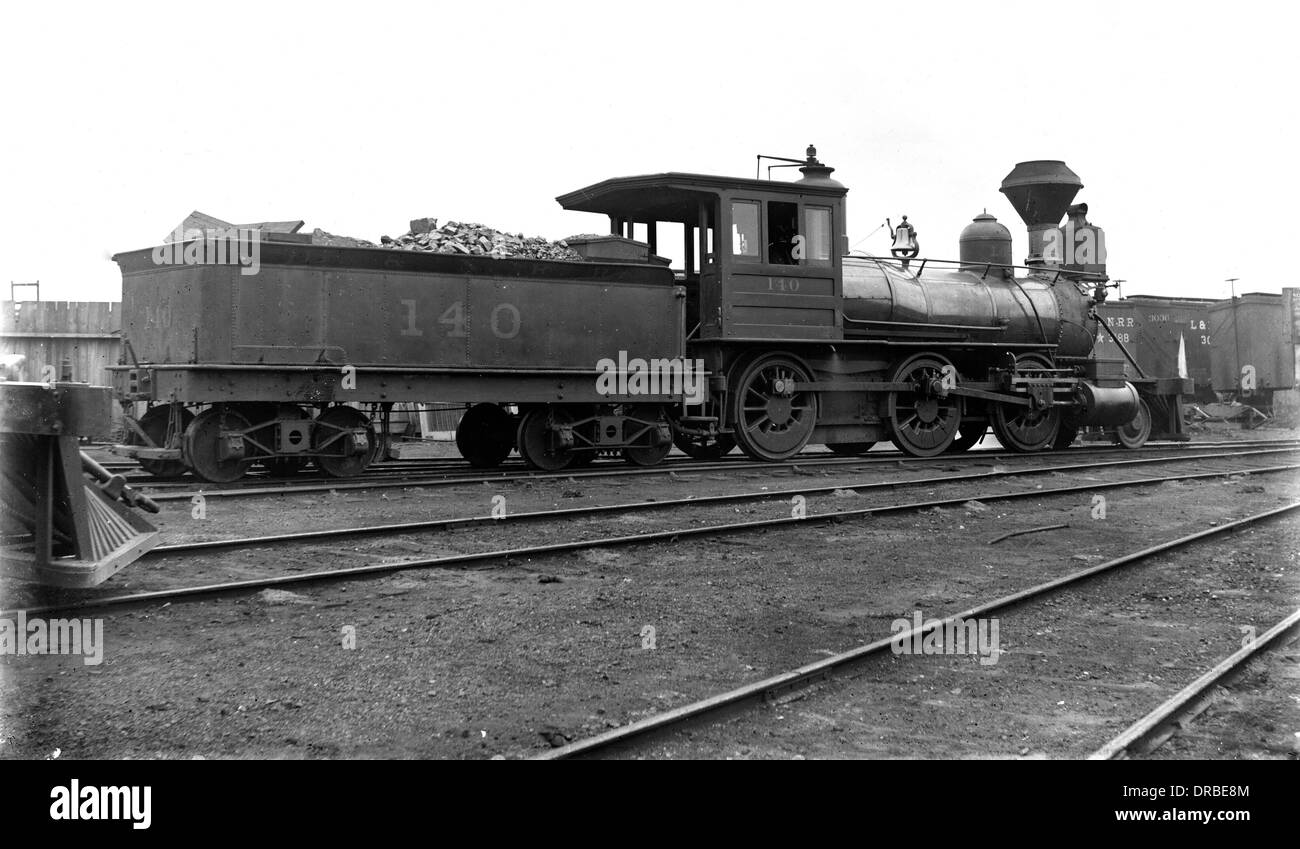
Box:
991;355;1060;453
729;353;817;461
887;354;962;457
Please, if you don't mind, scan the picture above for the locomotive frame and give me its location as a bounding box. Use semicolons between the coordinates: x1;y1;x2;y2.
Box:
557;149;1185;461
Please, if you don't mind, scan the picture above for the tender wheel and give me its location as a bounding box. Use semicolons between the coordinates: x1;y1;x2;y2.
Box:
621;404;672;466
1114;398;1152;449
184;406;255;483
130;405;193;478
313;406;377;478
516;407;575;471
622;444;671;466
456;403;516;468
827;442;875;456
672;431;737;461
729;353;818;461
991;354;1060;453
946;422;987;454
887;354;962;457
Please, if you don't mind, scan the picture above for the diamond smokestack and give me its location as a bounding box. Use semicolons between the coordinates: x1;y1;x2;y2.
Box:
999;160;1083;265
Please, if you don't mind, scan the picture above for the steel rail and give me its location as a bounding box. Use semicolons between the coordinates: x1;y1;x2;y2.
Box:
6;465;1296;620
537;501;1300;759
146;448;1300;555
134;441;1300;503
1088;606;1300;760
95;436;1296;476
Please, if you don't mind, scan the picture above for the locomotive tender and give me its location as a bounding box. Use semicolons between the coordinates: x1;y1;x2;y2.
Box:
110;148;1188;481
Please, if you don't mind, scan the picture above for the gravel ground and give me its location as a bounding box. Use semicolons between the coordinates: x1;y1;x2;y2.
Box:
2;436;1296;760
614;513;1300;759
1145;624;1300;760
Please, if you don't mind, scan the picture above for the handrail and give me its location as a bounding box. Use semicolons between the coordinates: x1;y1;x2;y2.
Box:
842;316;1006;332
847;252;1110;283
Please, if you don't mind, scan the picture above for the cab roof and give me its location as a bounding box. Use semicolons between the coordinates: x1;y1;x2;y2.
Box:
556;172;847;224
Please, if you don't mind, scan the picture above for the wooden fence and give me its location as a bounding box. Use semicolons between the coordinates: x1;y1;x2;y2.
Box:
1;301;123;429
1;301;122;384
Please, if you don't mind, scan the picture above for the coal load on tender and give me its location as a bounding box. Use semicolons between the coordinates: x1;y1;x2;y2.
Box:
378;218;582;261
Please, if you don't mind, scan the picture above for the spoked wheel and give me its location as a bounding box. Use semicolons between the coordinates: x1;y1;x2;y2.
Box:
456;403;516;468
887;354;962;457
184;406;255;483
516;407;575;471
827;442;875;456
1113;397;1152;449
946;422;988;454
993;403;1061;453
991;355;1060;453
130;405;192;478
730;353;818;461
672;431;737;461
313;406;377;478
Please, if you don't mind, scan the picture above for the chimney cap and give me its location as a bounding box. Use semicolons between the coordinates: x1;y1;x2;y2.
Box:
1000;160;1083;191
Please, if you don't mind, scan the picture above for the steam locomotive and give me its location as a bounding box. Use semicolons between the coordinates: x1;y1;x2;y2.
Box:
109;149;1189;481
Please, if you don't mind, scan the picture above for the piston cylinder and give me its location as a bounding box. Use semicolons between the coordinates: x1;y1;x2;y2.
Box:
1072;382;1140;426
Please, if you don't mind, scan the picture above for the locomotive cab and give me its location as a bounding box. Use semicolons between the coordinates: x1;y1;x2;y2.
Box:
557;147;849;345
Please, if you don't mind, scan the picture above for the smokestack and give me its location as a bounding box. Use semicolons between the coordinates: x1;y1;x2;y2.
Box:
999;160;1082;265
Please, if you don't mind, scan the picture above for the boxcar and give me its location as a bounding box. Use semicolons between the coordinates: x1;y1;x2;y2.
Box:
1094;295;1217;400
1208;290;1299;406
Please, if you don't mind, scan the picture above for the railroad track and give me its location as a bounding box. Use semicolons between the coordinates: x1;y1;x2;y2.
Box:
131;445;1300;554
1088;606;1300;759
111;438;1300;503
533;502;1300;759
7;450;1296;619
91;436;1295;478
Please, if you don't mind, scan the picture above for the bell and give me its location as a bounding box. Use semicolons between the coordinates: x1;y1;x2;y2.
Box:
890;216;920;257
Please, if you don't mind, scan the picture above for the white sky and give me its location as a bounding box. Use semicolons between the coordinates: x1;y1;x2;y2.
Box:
2;0;1296;302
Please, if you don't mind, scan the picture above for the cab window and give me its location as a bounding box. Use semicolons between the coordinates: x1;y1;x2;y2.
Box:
767;201;798;265
805;206;833;266
731;201;760;262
